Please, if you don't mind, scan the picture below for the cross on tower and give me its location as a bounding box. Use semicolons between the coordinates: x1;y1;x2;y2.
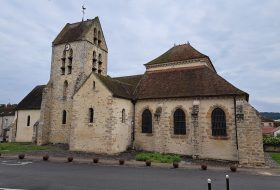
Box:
82;5;86;21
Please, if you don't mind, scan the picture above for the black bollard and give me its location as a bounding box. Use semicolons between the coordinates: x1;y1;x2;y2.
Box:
226;175;229;190
208;179;211;190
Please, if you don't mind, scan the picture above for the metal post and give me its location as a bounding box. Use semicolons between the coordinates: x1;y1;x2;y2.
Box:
226;175;229;190
208;179;211;190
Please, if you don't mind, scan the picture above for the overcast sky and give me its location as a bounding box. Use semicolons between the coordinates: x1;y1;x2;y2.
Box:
0;0;279;112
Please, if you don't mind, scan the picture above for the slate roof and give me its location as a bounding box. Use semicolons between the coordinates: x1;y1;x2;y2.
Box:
0;107;15;117
16;85;46;110
135;66;248;100
146;43;209;65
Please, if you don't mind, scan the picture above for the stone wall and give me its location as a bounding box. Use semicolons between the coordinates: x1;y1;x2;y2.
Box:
15;109;40;142
134;97;241;161
39;27;108;145
69;74;133;154
237;100;265;166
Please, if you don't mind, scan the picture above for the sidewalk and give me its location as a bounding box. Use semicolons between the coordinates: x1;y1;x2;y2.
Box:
1;154;280;176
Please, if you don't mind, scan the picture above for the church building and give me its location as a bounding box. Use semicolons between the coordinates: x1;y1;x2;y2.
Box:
33;17;264;166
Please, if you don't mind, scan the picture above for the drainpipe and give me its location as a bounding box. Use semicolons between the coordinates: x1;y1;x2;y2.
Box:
233;96;239;150
131;99;137;149
15;110;18;141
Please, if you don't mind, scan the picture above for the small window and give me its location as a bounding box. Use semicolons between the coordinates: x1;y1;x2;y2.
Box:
174;109;186;134
92;51;97;72
62;110;67;124
211;108;226;136
89;108;94;123
93;81;96;89
27;115;30;126
142;109;152;133
67;66;72;74
63;80;68;99
122;109;125;123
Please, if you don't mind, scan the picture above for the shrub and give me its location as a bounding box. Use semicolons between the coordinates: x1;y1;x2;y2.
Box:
135;152;181;163
263;136;280;146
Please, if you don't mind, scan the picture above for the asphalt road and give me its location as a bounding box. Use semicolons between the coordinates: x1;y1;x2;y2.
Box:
0;159;279;190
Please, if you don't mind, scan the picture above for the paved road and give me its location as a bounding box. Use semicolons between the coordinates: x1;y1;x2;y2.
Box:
0;159;279;190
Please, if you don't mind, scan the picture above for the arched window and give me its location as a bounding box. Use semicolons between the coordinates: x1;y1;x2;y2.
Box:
63;80;68;99
98;54;102;63
211;108;227;136
89;108;94;123
122;109;125;123
62;110;67;124
27;115;30;126
173;109;186;134
98;54;102;74
142;109;152;133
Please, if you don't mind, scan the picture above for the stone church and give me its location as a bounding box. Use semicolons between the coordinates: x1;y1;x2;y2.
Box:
33;17;264;166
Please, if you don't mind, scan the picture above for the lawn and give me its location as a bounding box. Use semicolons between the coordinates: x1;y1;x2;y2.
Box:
0;143;50;154
270;152;280;165
135;152;181;163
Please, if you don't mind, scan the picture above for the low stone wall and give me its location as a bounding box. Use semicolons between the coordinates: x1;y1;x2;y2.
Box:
263;145;280;152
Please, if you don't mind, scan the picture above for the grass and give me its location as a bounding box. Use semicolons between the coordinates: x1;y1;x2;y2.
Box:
0;143;50;154
135;152;181;163
270;152;280;165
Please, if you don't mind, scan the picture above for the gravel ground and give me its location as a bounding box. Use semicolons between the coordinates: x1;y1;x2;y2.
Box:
264;152;280;168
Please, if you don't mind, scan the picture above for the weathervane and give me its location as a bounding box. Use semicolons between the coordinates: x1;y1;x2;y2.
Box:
82;5;86;21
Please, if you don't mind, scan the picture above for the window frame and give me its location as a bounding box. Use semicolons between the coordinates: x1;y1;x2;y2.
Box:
141;109;152;134
27;115;30;126
89;108;94;123
211;108;227;136
62;110;67;124
173;108;186;135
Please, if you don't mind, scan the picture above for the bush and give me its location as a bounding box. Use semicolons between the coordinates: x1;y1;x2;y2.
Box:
135;152;181;163
263;136;280;146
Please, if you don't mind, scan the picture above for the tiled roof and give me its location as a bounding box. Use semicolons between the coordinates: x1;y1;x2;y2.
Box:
16;85;46;110
96;74;143;99
53;19;93;45
0;107;15;117
135;66;248;100
146;43;209;65
262;127;280;134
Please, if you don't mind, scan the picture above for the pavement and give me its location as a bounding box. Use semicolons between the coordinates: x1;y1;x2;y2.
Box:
0;157;279;190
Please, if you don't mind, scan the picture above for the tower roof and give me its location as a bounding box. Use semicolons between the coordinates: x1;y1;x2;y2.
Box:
145;43;209;65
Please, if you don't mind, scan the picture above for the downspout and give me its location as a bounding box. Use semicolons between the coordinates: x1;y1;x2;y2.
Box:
233;96;238;150
131;99;137;149
233;95;239;164
15;110;18;141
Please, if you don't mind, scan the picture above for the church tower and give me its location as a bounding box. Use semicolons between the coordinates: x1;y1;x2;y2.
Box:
37;17;108;145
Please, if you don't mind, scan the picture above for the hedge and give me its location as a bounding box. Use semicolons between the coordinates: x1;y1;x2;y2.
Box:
263;136;280;146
